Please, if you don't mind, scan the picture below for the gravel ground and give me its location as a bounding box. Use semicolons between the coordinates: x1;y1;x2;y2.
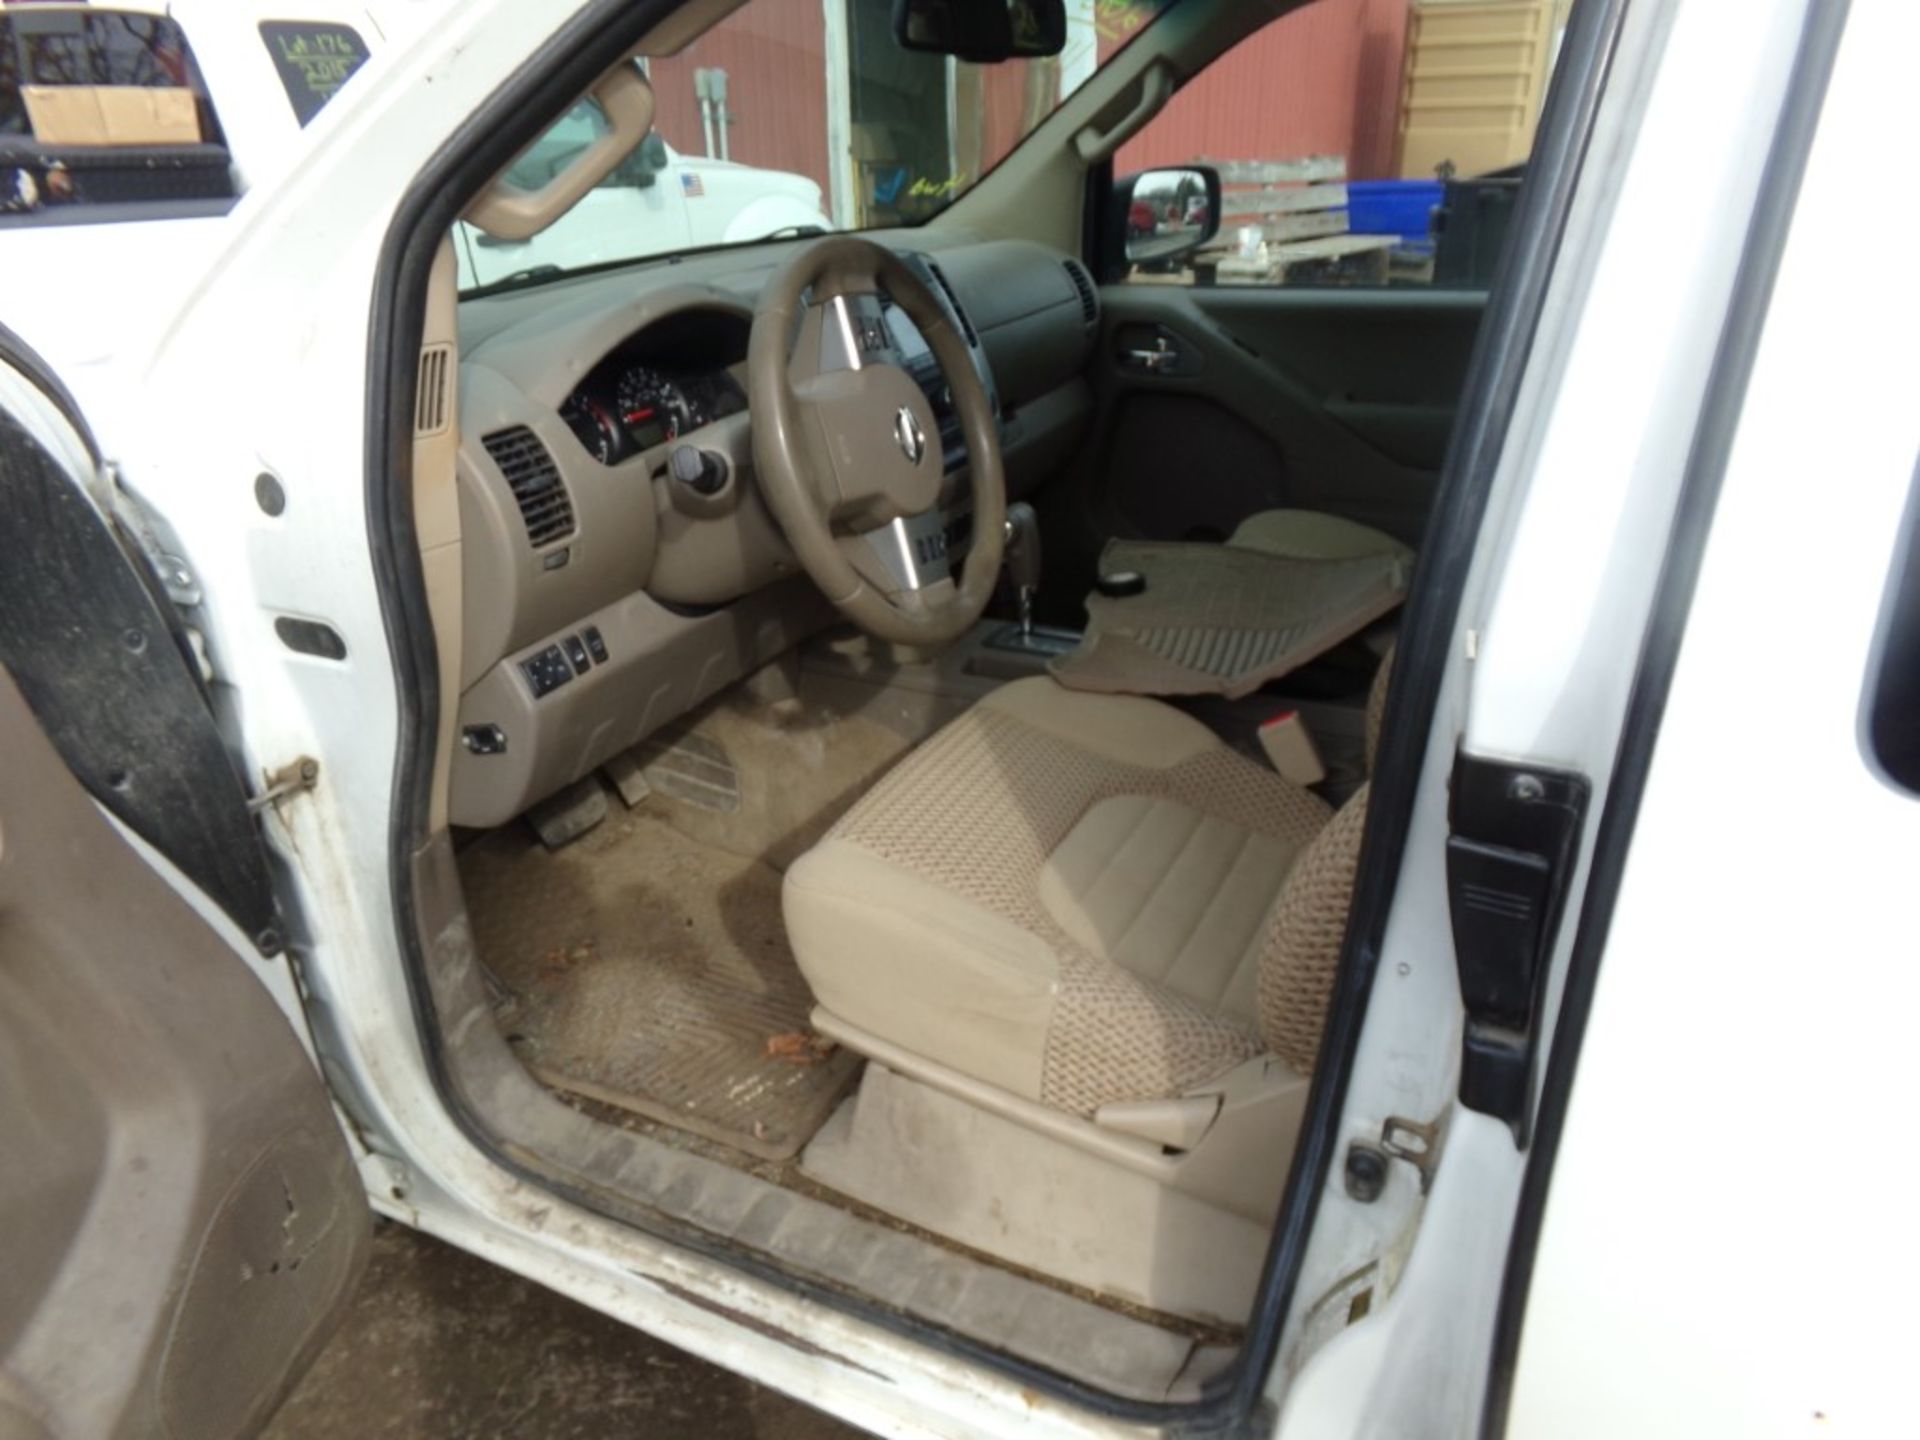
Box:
265;1221;860;1440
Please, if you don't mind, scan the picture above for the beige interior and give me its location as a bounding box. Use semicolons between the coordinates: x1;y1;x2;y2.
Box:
415;239;465;832
786;678;1331;1111
784;663;1387;1322
1051;525;1411;700
418;0;1408;1386
1229;508;1412;563
446;238;1092;829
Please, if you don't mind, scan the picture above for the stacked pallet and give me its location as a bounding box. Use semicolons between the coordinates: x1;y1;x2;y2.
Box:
1192;156;1396;286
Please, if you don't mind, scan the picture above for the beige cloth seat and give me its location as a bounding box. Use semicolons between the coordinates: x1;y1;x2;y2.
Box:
1226;508;1409;563
1046;510;1412;700
784;666;1386;1118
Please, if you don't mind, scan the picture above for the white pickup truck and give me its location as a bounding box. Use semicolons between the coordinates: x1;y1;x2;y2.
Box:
0;0;830;435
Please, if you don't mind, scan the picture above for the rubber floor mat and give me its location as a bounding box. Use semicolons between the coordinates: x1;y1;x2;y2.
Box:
1051;539;1411;699
636;731;741;812
460;811;859;1160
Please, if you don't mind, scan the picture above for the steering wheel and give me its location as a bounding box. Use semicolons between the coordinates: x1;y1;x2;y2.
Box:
748;235;1006;646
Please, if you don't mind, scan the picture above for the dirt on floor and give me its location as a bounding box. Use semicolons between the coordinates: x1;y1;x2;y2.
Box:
265;1222;858;1440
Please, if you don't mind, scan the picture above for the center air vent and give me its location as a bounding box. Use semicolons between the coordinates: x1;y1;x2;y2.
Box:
1063;259;1099;329
481;426;575;547
924;261;979;347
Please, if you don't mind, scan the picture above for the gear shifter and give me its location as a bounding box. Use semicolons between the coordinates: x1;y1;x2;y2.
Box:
1004;501;1041;638
980;502;1080;664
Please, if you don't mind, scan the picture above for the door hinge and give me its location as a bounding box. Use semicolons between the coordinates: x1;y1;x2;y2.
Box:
1446;754;1589;1146
248;756;319;812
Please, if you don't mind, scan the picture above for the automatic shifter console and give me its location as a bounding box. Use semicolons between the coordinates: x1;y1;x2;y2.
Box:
983;502;1080;659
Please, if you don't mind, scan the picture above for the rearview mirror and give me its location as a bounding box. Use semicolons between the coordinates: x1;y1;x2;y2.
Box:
891;0;1066;62
1117;166;1222;271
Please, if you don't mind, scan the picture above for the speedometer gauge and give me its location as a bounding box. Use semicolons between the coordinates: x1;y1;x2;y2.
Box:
616;366;693;451
559;394;620;465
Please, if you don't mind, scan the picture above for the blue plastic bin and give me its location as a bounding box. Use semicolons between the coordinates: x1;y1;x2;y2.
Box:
1346;180;1444;244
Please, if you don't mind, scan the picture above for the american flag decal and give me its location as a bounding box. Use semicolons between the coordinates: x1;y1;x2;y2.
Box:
681;172;705;198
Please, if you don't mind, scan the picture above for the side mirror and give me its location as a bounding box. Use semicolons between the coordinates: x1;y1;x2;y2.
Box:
1115;165;1221;272
891;0;1066;62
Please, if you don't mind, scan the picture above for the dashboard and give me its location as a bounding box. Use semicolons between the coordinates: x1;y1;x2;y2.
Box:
447;234;1101;830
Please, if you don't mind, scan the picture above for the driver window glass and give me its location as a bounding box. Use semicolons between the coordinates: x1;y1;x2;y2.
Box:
1118;0;1573;290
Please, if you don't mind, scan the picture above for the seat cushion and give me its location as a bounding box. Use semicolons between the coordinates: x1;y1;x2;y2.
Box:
785;678;1330;1116
1228;508;1411;563
1038;794;1304;1028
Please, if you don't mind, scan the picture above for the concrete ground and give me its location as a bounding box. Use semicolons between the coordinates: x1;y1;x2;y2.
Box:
266;1221;860;1440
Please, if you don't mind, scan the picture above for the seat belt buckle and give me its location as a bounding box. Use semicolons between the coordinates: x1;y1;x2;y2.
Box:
1258;710;1325;787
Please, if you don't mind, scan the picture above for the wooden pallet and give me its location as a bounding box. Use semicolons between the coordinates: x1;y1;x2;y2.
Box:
1136;154;1403;288
1210;154;1351;247
1201;233;1398;287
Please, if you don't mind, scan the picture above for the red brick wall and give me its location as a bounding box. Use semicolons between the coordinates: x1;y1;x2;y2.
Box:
1116;0;1410;181
645;4;831;197
637;0;1411;215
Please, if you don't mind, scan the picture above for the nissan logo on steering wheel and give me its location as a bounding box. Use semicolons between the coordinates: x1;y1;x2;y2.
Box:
894;405;926;466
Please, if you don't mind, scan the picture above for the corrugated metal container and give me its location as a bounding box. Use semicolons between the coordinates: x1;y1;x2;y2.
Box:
1395;0;1562;179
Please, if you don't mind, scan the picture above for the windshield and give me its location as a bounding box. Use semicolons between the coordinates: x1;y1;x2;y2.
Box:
455;0;1173;291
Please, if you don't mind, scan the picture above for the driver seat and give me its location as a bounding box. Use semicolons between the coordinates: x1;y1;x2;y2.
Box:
784;661;1387;1125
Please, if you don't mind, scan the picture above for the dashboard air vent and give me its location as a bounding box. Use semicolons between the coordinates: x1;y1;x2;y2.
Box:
1063;259;1098;329
415;343;452;437
924;261;979;347
481;426;575;547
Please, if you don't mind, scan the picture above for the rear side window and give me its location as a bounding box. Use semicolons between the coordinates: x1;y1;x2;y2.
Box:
0;10;233;217
258;21;370;127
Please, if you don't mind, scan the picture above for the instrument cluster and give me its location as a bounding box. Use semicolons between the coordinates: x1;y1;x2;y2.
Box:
559;361;746;465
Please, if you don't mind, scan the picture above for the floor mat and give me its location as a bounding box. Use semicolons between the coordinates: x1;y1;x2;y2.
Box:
460;811;860;1161
626;695;914;871
636;730;741;812
1051;539;1410;700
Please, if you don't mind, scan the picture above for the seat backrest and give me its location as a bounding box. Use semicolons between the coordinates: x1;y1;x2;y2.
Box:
1256;650;1392;1073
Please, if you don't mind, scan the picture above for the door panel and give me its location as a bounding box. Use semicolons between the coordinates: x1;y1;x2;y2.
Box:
0;357;367;1440
1039;282;1484;617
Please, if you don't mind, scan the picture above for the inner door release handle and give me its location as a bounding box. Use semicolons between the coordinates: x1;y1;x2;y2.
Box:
1127;336;1179;372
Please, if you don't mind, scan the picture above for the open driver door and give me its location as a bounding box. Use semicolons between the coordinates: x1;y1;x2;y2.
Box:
0;330;368;1440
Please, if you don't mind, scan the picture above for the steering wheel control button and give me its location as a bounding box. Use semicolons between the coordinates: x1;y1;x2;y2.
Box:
519;644;575;698
583;626;609;665
670;444;727;496
1096;570;1148;598
563;634;592;672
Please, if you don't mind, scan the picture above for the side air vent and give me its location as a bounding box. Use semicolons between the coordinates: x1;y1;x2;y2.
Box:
480;426;575;547
1063;259;1099;329
415;343;452;437
924;261;979;347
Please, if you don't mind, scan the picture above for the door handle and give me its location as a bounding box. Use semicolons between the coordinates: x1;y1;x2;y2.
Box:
1126;336;1180;373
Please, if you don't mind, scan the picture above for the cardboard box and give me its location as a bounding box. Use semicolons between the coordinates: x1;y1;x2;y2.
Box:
21;85;201;146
